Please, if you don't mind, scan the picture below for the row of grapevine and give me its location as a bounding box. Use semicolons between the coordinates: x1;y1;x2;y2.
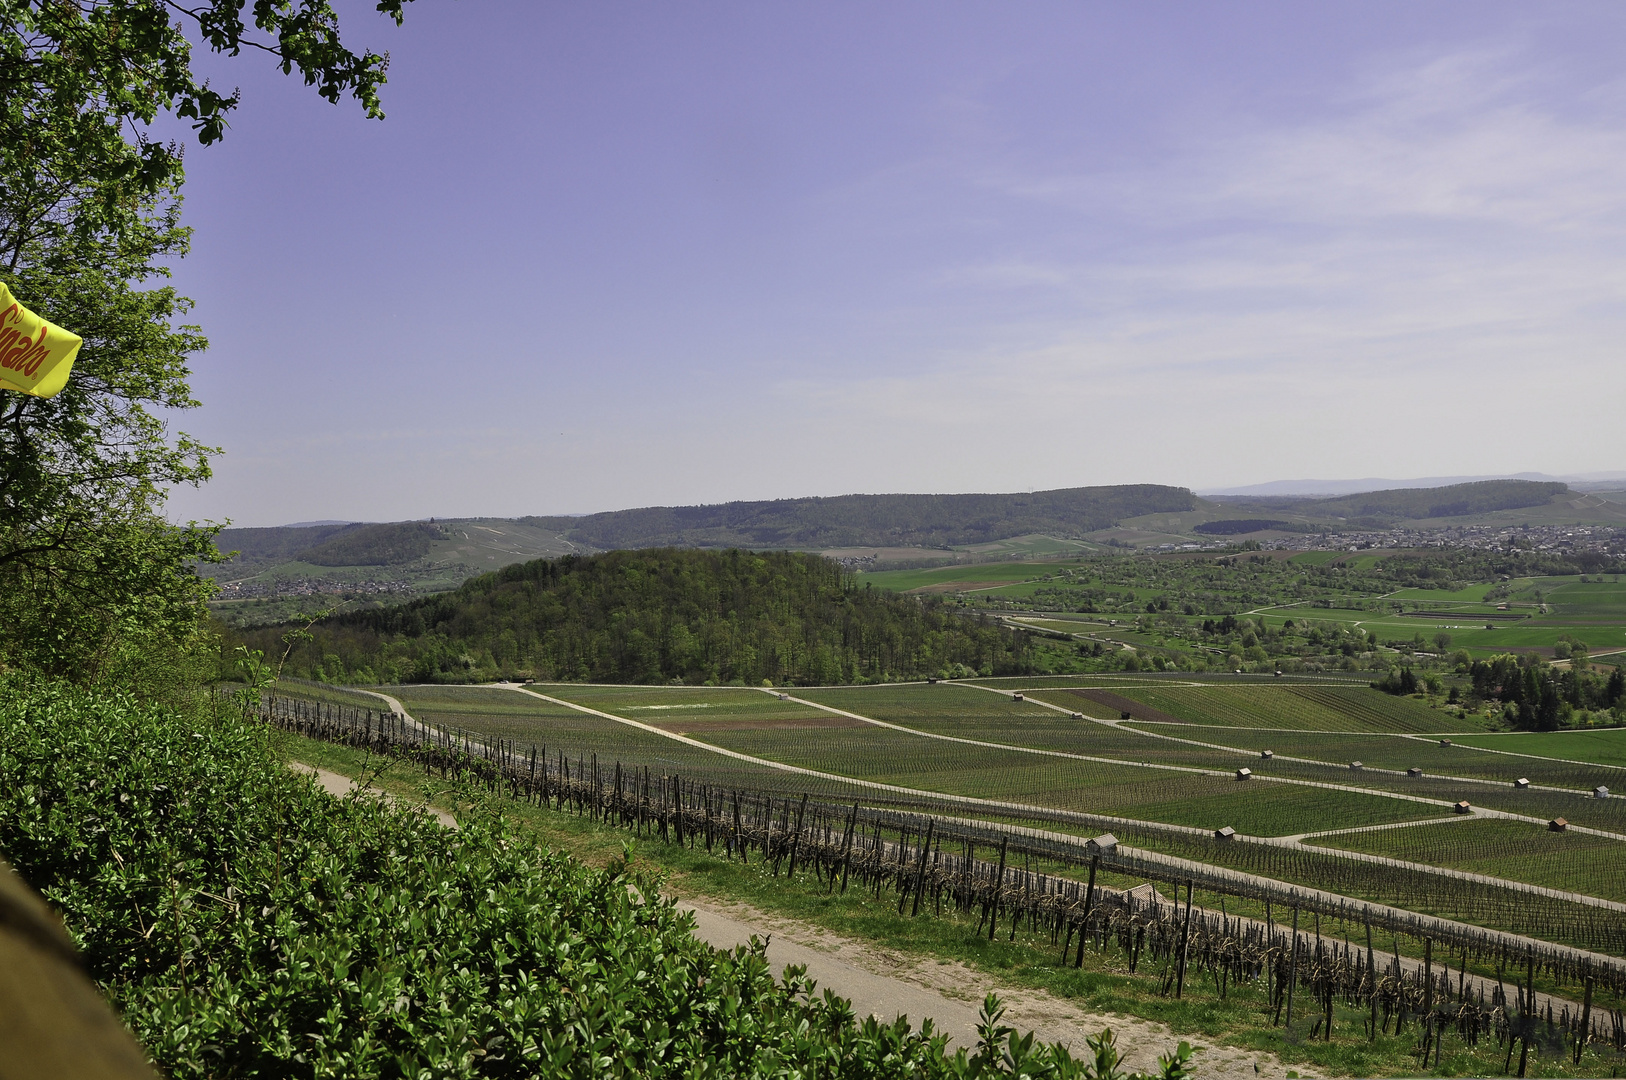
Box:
259;690;1626;998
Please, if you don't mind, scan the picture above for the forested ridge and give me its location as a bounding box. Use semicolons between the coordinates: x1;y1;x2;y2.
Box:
249;548;1034;685
522;484;1194;550
1220;479;1568;526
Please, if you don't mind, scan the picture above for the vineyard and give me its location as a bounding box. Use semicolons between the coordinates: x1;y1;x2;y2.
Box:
376;678;1626;869
694;722;1436;834
1065;684;1490;734
540;685;837;727
249;683;1626;1077
1308;820;1626;904
379;685;885;805
1127;729;1625;793
289;682;1626;939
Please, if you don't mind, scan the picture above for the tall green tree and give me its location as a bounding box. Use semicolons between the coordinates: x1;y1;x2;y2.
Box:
0;0;414;675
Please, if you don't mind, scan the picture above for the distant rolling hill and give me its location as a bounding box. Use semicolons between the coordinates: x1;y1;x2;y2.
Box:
522;484;1197;550
204;486;1195;625
205;519;586;626
1212;479;1571;528
207;478;1617;626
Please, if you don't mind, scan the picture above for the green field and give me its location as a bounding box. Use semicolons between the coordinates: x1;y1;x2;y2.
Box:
368;681;1447;836
1309;818;1626;903
690;721;1437;835
851;548;1626;668
796;682;1063;724
855;559;1085;594
1029;683;1489;734
538;684;831;725
1275;574;1626;657
1114;725;1623;791
1450;727;1626;769
271;679;393;710
1006;616;1114;634
381;684;878;801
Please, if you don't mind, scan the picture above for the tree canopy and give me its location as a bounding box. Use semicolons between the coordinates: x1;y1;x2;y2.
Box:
240;548;1035;686
1;0;412;675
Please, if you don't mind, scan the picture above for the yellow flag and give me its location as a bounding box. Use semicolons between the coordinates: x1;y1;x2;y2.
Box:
0;283;83;398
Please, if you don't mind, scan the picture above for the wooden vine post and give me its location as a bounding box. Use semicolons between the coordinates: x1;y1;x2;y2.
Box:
786;794;809;879
1285;906;1300;1026
1364;909;1377;1042
909;819;935;917
1575;974;1593;1065
987;836;1009;941
1175;879;1194;999
1075;855;1099;968
838;803;859;893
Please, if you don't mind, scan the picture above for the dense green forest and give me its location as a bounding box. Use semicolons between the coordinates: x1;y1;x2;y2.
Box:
1192;518;1313;535
210;522;353;562
1221;479;1567;525
245;549;1034;685
294;520;438;566
213;520;436;567
522;484;1194;550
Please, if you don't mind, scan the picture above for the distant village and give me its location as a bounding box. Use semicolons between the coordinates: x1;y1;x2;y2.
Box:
1176;522;1626;557
213;577;418;600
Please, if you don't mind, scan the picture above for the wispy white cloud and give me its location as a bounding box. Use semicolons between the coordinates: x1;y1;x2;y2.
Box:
815;42;1626;450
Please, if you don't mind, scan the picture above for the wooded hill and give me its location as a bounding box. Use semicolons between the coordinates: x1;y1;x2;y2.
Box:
523;484;1195;550
1214;479;1568;526
215;521;448;569
246;548;1034;686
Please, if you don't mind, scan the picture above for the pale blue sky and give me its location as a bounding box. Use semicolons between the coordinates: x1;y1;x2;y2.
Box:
160;2;1626;526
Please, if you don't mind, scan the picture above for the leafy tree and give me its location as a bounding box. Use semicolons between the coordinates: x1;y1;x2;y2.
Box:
1373;666;1418;696
1;0;414;675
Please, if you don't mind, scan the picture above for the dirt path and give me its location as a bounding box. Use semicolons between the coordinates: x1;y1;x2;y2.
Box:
679;894;1308;1077
345;688;438;740
288;762;458;828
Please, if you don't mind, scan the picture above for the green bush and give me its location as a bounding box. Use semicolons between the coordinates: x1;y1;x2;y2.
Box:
0;676;1187;1079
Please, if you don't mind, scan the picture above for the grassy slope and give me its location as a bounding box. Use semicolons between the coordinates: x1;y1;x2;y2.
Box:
1449;728;1626;769
1073;685;1484;735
